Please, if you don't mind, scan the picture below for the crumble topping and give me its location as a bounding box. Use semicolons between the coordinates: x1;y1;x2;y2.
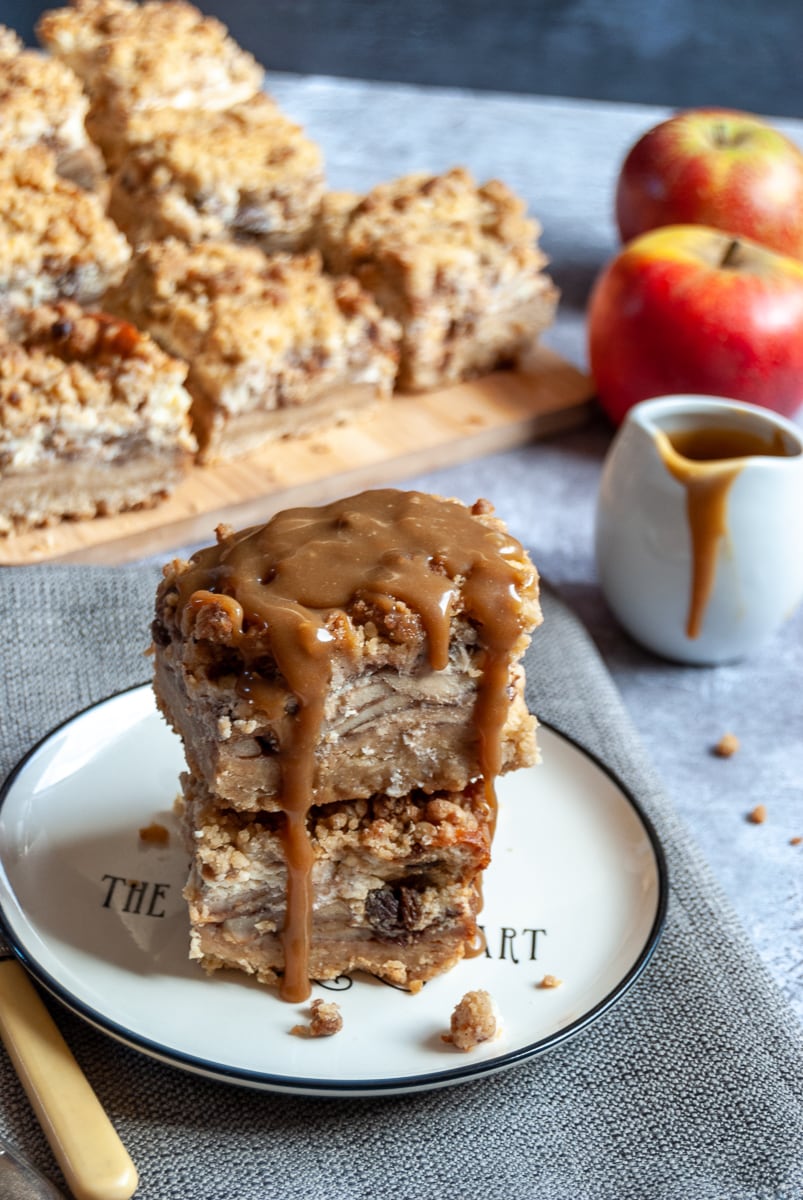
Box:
0;26;92;154
318;167;549;305
108;94;324;246
185;783;492;883
113;92;321;190
37;0;263;109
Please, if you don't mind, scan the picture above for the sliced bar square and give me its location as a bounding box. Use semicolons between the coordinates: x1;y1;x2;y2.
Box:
179;773;494;992
317;167;559;391
0;301;195;532
106;240;400;461
0;147;130;312
107;94;324;250
37;0;264;168
0;26;106;192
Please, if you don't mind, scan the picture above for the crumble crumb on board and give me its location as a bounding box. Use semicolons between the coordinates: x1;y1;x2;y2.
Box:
138;821;170;845
290;999;343;1039
713;732;740;758
442;989;498;1051
746;805;767;825
538;974;563;989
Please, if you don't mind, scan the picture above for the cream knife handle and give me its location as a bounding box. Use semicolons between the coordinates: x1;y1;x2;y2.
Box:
0;959;138;1200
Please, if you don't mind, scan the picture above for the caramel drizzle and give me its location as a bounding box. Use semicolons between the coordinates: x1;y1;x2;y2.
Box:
655;425;790;640
175;490;532;1001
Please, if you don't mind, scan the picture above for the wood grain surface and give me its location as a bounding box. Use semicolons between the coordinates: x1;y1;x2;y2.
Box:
1;345;592;566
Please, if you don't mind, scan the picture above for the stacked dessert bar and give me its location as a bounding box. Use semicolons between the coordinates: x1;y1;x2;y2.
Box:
152;489;541;1000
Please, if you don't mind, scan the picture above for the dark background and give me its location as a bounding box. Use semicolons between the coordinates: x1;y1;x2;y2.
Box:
4;0;802;118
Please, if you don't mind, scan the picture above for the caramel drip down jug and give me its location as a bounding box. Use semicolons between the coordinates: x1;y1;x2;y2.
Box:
595;395;803;664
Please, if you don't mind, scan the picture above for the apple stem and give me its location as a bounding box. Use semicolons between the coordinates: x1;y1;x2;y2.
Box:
721;239;741;268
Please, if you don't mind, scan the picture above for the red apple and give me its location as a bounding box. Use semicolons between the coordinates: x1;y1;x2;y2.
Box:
616;109;803;260
587;224;803;425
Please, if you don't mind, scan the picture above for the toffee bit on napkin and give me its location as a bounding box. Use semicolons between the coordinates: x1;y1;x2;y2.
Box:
290;999;343;1039
713;732;740;758
746;804;767;825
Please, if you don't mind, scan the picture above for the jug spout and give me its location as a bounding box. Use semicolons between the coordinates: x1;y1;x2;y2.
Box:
595;393;803;664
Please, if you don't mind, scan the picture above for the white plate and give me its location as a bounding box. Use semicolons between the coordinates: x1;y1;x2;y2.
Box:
0;686;666;1097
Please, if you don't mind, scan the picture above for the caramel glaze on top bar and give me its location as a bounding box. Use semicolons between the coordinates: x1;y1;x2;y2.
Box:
170;489;537;1001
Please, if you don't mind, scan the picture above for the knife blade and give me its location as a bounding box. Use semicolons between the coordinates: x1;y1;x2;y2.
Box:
0;1138;68;1199
0;937;138;1200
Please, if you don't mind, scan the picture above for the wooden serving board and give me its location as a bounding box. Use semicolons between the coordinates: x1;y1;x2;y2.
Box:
1;345;592;566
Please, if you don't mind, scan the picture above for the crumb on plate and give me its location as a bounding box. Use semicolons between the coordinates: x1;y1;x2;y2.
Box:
442;988;498;1051
747;804;767;825
538;973;563;989
290;998;343;1039
789;836;801;847
138;821;170;845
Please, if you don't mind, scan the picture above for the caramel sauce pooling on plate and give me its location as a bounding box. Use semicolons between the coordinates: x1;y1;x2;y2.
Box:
174;489;535;1001
655;424;790;639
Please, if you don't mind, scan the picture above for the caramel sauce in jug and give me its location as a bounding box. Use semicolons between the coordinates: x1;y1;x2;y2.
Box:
655;424;790;639
173;489;534;1001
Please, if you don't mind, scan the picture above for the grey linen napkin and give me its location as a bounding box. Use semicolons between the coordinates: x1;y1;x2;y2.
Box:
0;565;801;1200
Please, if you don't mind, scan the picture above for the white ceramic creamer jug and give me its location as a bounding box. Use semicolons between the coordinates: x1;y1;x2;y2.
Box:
595;395;803;664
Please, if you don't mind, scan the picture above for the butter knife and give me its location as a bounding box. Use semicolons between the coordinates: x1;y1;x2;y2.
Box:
0;936;138;1200
0;1136;68;1198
